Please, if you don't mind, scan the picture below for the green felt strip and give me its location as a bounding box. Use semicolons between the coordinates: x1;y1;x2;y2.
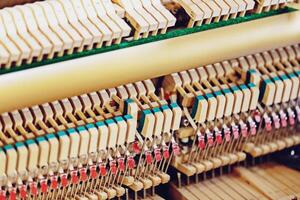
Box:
0;7;295;75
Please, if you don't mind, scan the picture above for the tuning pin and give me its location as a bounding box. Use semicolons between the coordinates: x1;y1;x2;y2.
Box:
280;110;288;128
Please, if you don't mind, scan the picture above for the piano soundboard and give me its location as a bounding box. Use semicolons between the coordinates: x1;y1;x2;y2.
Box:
0;0;299;199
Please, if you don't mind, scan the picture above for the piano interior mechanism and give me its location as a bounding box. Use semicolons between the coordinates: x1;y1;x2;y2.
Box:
0;0;299;199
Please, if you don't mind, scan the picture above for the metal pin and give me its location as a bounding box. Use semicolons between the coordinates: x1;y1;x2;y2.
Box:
203;172;206;181
177;173;182;188
143;188;147;199
126;188;129;200
220;166;223;176
212;169;215;178
152;186;156;196
195;173;199;183
187;176;190;185
228;165;232;173
134;191;138;200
